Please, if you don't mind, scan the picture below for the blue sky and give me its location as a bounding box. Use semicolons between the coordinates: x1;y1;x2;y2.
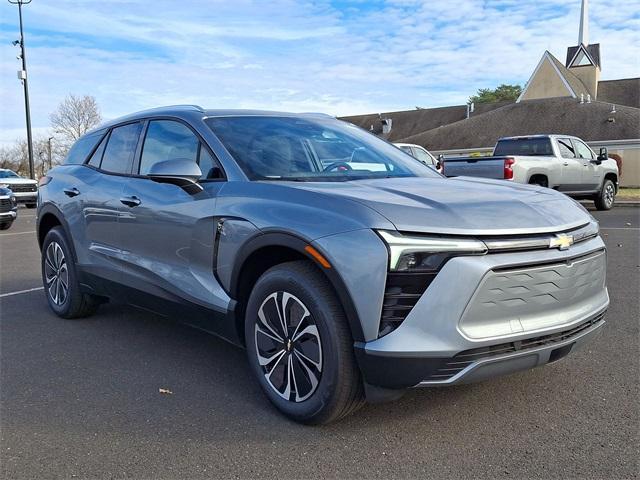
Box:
1;0;639;145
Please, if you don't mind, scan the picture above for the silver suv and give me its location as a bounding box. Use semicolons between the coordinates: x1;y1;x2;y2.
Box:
37;106;608;424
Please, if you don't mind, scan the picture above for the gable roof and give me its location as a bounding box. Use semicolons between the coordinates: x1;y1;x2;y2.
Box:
400;97;639;150
566;43;601;69
339;101;511;141
598;78;640;109
516;51;590;103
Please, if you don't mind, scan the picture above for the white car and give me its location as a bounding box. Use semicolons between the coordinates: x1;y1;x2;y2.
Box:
0;169;38;208
395;143;441;172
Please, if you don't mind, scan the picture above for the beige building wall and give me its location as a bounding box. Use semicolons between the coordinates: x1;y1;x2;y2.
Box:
570;65;600;98
520;59;574;101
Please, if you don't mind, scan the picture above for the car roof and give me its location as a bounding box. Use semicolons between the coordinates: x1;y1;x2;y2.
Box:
88;105;336;135
498;134;580;141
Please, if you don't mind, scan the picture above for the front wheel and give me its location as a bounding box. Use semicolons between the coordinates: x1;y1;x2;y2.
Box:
0;221;13;231
594;179;616;210
245;261;364;424
41;227;99;318
26;203;37;209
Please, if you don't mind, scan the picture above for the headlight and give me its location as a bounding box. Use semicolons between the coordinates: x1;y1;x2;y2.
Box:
377;230;487;272
10;196;17;206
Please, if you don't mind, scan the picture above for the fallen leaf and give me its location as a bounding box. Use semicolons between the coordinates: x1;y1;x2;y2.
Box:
617;243;623;247
626;223;632;226
159;388;173;395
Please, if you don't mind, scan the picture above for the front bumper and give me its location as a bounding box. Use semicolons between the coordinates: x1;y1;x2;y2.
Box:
0;210;17;221
355;235;609;389
12;191;37;203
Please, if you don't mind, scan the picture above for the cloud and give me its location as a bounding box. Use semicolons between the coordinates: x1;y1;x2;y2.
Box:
0;0;638;146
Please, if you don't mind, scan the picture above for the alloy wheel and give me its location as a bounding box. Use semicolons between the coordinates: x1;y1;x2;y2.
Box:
254;292;323;402
44;241;69;306
604;183;615;207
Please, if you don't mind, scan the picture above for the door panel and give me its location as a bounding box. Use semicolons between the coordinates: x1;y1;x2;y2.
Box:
573;139;600;191
118;119;231;326
556;138;583;191
118;179;228;314
74;122;142;285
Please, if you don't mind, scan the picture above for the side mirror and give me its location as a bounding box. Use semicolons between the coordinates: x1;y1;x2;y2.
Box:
435;160;442;170
596;147;608;163
147;158;203;194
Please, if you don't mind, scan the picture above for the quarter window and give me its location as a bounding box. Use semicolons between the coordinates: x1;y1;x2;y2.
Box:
139;120;199;175
557;138;576;159
100;123;142;174
65;130;105;165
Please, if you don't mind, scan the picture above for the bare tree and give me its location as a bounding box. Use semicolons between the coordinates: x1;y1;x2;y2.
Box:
50;94;102;149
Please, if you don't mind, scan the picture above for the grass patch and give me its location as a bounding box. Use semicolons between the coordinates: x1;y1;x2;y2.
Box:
618;188;640;200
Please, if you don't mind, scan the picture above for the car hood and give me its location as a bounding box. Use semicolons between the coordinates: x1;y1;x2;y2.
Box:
0;178;37;185
285;176;592;235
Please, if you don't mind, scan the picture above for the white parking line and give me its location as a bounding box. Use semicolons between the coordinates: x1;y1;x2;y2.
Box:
0;230;36;236
600;227;639;230
0;287;44;298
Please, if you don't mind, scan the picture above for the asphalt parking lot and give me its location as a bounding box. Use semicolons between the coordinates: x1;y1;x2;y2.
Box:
1;205;638;479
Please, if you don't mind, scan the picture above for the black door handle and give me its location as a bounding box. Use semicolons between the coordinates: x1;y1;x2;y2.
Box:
63;187;80;197
120;196;141;207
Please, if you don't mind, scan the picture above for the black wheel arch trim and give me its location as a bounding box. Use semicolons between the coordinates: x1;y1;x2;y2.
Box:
229;230;365;342
37;204;79;262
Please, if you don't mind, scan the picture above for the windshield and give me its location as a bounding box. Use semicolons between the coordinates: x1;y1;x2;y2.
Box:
206;116;438;181
0;170;20;179
494;138;553;156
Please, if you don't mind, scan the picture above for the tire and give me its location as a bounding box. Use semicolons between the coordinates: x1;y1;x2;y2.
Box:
41;226;99;318
245;261;364;424
0;222;12;231
594;179;616;211
528;177;548;188
26;203;37;209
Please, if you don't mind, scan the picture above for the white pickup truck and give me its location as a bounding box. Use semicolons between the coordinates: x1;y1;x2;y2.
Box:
442;135;619;210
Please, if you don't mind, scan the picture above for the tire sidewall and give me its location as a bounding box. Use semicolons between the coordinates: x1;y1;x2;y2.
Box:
245;265;345;422
602;179;615;209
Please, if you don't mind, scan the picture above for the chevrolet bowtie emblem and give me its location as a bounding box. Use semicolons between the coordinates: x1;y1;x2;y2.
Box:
550;233;574;250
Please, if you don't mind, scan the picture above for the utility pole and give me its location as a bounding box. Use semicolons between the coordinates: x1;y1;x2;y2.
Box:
9;0;35;180
47;136;53;171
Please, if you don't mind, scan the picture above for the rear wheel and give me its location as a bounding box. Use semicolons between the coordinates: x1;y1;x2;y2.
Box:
0;221;12;231
245;261;364;424
528;176;548;188
41;227;99;318
594;179;616;210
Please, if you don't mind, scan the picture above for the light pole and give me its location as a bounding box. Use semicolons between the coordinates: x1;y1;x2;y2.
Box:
9;0;34;180
47;136;53;171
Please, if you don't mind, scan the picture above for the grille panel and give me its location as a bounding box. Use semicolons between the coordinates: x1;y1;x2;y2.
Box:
424;311;606;382
0;198;13;213
8;184;37;193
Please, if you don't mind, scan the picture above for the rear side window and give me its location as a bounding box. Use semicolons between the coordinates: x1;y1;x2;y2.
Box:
100;123;142;174
64;131;105;164
139;120;199;175
557;138;576;158
86;134;108;167
494;138;553;156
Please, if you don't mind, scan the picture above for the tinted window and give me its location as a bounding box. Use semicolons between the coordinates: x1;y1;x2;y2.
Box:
87;134;108;167
494;138;553;156
573;140;594;159
198;146;221;179
64;130;105;165
557;138;576;158
413;147;434;165
139;120;199;175
100;123;142;174
0;170;20;178
206;116;436;181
